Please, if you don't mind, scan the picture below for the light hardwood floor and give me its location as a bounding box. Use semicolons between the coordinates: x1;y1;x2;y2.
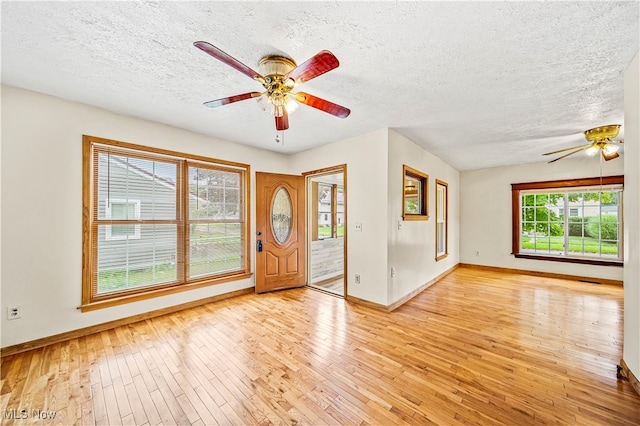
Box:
1;267;639;425
309;277;344;296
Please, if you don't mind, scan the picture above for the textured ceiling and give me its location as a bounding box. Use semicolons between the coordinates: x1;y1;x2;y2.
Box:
2;1;638;170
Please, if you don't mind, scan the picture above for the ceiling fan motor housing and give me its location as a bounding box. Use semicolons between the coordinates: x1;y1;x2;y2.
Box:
258;55;297;77
584;124;620;142
258;56;297;110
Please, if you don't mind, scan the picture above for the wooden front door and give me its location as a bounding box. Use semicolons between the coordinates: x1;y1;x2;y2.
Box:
255;172;306;293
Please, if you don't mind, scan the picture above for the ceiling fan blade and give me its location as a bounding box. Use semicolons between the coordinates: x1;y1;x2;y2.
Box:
203;92;261;108
602;150;620;161
543;144;590;156
194;41;264;81
548;147;585;163
285;50;339;85
275;111;289;131
294;92;351;118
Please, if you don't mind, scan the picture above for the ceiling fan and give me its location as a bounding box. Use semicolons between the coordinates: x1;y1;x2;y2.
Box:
194;41;351;131
543;124;624;163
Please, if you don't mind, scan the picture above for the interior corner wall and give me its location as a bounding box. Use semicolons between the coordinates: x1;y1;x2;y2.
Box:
0;85;289;348
459;156;624;281
288;129;390;306
387;130;460;305
623;51;640;378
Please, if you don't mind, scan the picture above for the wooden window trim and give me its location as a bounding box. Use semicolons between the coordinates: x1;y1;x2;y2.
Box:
81;135;251;311
403;165;429;221
332;184;338;237
511;175;624;267
311;182;319;241
435;179;449;261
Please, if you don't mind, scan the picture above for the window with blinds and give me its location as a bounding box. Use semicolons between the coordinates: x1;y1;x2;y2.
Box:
82;135;250;310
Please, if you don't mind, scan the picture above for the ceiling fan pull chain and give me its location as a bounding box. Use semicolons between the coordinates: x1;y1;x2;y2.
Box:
600;153;604;193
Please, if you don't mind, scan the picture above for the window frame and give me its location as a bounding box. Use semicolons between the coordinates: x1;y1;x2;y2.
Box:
402;165;429;221
435;179;448;261
318;182;333;240
511;175;623;267
81;135;251;311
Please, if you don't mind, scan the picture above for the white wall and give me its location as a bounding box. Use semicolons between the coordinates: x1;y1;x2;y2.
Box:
460;156;624;281
288;129;390;305
290;129;462;306
623;52;640;379
387;130;460;304
0;85;288;348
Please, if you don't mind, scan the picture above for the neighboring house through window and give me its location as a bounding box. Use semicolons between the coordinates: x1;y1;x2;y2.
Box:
105;199;141;240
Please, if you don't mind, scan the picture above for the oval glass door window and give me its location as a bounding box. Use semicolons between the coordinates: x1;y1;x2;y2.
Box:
271;187;293;244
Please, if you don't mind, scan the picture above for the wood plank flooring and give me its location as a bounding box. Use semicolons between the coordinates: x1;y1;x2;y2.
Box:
2;267;640;425
309;277;344;296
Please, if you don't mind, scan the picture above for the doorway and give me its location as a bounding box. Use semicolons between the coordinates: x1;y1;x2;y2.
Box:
305;166;346;297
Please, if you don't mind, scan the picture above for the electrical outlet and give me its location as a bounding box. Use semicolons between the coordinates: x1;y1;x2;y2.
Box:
355;223;363;232
391;268;396;278
355;274;360;284
398;220;403;230
7;306;21;320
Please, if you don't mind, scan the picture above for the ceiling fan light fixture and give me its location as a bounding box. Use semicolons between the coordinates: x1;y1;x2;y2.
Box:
285;77;296;89
585;145;600;157
603;143;620;156
272;104;285;118
602;150;620;161
285;97;299;114
256;94;296;116
256;93;271;111
404;180;417;193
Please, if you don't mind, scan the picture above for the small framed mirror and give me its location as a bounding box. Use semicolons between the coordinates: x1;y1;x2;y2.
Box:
402;165;428;220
